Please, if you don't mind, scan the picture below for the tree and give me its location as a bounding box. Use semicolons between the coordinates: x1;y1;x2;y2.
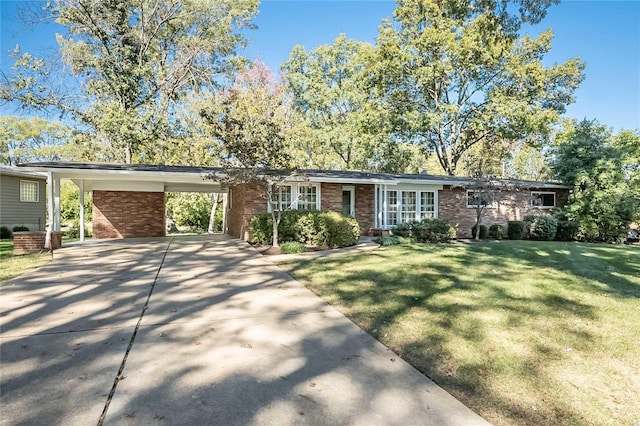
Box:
1;0;258;164
551;119;638;242
282;34;412;172
0;116;71;165
372;0;584;175
201;61;300;248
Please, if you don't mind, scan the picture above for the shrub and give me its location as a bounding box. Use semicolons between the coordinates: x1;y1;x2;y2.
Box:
391;222;412;238
280;241;308;254
63;226;92;240
0;226;12;239
488;224;505;240
555;220;578;241
391;219;457;243
530;215;558;241
508;221;525;240
12;226;29;232
374;235;400;246
249;210;360;248
324;211;360;248
166;193;213;230
471;224;488;239
523;214;537;239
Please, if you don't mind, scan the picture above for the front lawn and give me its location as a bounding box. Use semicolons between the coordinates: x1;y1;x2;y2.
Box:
278;240;640;425
0;240;52;283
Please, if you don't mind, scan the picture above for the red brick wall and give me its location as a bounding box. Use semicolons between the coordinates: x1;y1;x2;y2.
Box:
355;184;375;236
227;184;266;240
320;183;375;236
438;187;570;238
13;231;61;254
320;183;342;212
92;191;165;239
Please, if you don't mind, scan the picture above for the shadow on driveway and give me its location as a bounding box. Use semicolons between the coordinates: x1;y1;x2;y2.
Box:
1;235;488;426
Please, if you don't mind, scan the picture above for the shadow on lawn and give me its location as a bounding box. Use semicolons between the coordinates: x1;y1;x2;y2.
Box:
282;240;640;425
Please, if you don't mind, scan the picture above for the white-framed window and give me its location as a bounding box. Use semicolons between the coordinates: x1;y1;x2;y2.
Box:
401;191;417;223
297;184;318;211
273;185;292;211
387;190;398;226
531;191;555;208
377;187;438;228
420;191;435;219
268;183;320;212
466;190;494;208
20;180;39;203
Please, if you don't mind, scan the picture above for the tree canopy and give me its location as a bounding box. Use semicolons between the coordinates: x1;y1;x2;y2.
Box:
371;0;584;175
1;0;258;164
0;116;71;165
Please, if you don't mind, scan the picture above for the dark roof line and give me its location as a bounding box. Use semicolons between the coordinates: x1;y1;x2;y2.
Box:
17;161;568;188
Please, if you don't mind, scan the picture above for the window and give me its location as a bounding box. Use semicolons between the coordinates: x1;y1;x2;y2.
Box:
378;188;437;228
420;191;435;219
273;185;292;211
387;190;398;226
531;191;555;208
297;185;317;211
466;190;494;208
20;180;39;203
401;191;417;223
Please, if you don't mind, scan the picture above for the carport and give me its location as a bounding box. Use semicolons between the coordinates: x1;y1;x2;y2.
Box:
18;162;228;242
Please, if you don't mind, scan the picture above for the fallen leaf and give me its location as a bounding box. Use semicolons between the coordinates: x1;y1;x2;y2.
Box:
125;412;135;418
390;358;396;362
117;374;126;381
194;341;201;346
478;369;486;376
240;343;252;349
309;382;316;388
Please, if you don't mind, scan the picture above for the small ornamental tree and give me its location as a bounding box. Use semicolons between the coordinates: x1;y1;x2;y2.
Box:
202;61;301;248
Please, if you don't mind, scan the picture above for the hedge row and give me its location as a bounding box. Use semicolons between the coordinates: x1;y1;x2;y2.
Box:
249;210;360;248
391;218;457;243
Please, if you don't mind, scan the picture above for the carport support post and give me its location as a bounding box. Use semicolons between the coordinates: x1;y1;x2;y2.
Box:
45;171;54;249
53;173;61;232
222;192;228;234
79;179;85;242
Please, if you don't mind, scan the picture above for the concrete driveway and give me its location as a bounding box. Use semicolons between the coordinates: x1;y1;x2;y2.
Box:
0;235;489;425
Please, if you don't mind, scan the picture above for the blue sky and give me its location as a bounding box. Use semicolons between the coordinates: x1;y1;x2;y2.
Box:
1;0;639;131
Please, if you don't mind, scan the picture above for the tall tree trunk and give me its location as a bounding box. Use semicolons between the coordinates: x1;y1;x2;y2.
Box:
272;211;280;248
208;193;219;234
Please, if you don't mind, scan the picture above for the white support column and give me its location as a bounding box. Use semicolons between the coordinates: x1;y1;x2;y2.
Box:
45;171;54;249
79;179;85;241
374;185;378;228
383;185;388;229
53;173;61;232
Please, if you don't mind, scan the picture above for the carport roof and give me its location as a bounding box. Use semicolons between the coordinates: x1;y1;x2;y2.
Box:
17;161;569;189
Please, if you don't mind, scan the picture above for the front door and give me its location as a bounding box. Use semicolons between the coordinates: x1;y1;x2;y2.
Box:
342;186;355;217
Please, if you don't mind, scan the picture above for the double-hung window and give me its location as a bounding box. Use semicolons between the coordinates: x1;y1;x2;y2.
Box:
420;191;435;219
297;185;318;211
273;185;292;211
387;190;398;226
401;191;417;223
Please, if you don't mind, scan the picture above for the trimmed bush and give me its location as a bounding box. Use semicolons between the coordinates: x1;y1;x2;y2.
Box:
249;210;360;248
0;226;12;239
324;211;360;248
488;224;505;240
471;224;488;239
508;221;525;240
12;226;29;232
280;241;308;254
530;215;558;241
391;219;457;243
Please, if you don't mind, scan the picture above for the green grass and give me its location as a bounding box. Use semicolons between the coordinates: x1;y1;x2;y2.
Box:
278;240;640;426
0;240;52;283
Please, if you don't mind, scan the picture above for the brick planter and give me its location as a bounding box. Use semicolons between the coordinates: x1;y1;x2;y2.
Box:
13;231;62;254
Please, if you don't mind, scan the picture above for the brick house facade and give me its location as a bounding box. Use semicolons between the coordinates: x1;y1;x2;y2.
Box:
15;163;570;242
